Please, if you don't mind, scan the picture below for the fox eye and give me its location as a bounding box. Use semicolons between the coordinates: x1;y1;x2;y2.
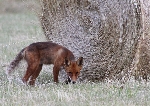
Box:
76;72;79;75
68;72;72;76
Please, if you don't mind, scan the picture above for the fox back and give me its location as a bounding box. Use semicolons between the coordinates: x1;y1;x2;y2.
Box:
7;42;83;85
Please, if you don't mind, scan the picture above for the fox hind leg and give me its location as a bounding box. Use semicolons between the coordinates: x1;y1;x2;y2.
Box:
22;63;39;85
29;64;43;85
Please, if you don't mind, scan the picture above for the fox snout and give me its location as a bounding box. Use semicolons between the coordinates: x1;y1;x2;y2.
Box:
67;76;77;84
72;81;76;84
67;72;79;84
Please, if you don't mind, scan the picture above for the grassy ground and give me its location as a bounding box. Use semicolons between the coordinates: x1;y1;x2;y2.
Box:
0;2;150;106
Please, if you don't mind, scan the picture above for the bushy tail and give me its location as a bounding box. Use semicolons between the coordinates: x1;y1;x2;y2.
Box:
6;48;26;75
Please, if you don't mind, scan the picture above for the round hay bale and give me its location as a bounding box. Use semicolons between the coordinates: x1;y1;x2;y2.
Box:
39;0;142;82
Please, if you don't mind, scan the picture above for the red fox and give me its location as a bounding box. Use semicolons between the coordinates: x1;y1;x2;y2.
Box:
6;42;83;85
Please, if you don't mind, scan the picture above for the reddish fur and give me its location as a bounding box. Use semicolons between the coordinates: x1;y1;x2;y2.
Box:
7;42;83;85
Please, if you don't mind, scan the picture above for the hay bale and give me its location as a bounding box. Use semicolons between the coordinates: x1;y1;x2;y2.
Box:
39;0;142;82
132;0;150;81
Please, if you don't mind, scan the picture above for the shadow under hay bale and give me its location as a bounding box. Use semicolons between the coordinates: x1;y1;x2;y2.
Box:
135;40;150;81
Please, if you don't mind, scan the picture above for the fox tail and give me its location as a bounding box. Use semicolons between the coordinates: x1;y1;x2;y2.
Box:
6;48;26;76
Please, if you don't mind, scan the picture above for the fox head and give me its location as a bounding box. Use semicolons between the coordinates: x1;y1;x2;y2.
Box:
64;57;83;84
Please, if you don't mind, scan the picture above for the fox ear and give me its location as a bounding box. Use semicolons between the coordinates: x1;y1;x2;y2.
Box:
77;57;83;66
65;58;71;66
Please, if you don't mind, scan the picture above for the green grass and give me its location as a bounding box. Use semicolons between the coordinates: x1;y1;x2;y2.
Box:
0;11;150;106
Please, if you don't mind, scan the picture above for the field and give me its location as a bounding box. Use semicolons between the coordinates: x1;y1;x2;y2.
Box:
0;2;150;106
